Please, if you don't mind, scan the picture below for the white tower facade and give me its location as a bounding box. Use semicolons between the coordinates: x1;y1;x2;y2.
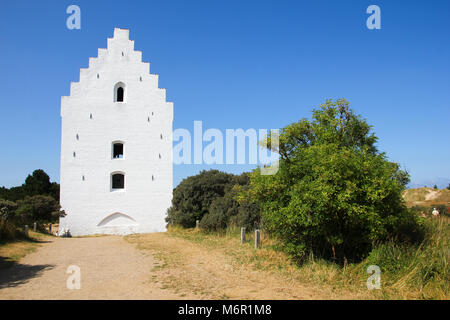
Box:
59;28;173;236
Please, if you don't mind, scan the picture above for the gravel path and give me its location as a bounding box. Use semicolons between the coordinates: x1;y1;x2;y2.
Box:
0;235;187;300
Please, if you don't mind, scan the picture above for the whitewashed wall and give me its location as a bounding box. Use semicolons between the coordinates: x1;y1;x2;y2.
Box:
59;28;173;236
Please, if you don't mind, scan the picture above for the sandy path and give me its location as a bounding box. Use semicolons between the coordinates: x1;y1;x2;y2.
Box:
126;233;360;299
0;236;190;300
0;232;365;300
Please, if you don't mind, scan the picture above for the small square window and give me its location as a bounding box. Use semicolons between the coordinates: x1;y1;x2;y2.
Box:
113;143;124;159
112;173;125;189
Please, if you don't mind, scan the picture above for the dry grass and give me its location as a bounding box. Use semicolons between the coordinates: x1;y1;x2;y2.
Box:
72;234;108;238
127;222;449;300
0;231;53;269
125;227;373;299
170;226;380;298
363;217;449;300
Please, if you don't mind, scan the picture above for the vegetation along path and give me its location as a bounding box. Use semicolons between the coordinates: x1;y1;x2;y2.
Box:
0;230;371;300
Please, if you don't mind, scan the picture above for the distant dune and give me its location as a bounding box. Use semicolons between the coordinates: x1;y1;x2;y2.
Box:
403;187;450;207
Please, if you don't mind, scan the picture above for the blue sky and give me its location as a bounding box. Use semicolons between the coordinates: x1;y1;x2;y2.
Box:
1;0;449;189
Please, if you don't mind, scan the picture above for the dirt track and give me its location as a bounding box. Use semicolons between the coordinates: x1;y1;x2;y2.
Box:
0;235;191;299
0;233;360;300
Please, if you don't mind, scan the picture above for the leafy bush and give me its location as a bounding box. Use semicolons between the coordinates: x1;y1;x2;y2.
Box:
0;199;18;220
0;199;19;241
199;196;232;231
166;170;237;228
167;170;260;231
0;218;18;241
15;195;65;225
230;201;261;231
244;99;424;263
0;170;63;242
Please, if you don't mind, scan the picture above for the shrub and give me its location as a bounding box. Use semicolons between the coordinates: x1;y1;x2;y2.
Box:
166;170;237;228
15;195;65;225
0;218;17;241
230;201;261;231
0;199;19;241
167;170;260;230
0;199;18;220
199;181;260;232
244;99;424;263
199;196;231;231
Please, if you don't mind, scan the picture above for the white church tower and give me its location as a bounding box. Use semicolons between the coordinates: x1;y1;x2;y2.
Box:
59;28;173;236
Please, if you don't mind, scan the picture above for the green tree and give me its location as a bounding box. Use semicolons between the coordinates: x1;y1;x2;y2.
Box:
199;180;260;232
15;195;65;225
0;199;18;241
0;199;18;220
167;170;259;230
244;99;422;263
50;182;60;202
199;196;234;231
166;170;236;228
0;169;60;202
434;184;438;190
23;169;52;197
0;186;26;202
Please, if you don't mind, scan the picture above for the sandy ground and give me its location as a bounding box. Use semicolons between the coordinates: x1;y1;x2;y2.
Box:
425;190;440;201
126;233;359;300
0;232;361;300
0;235;191;300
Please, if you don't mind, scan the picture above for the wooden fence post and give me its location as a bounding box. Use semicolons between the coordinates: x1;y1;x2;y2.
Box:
23;225;29;237
33;222;37;232
49;223;52;234
255;229;261;248
241;227;246;244
196;220;199;229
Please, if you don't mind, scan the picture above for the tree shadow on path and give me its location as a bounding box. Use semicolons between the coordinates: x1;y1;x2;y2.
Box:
0;257;54;289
